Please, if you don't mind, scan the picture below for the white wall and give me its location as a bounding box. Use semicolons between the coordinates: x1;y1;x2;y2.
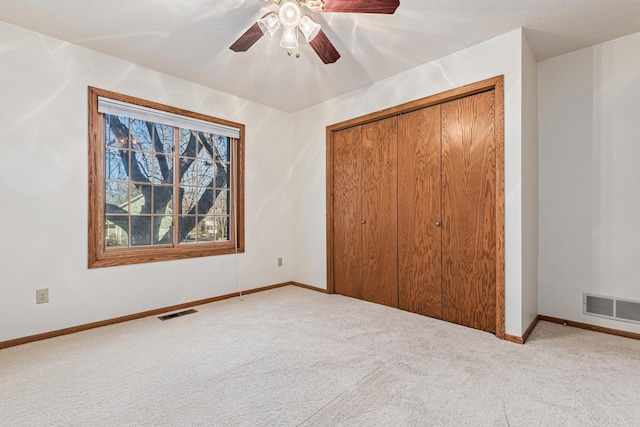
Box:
521;33;539;332
290;29;533;337
0;21;293;342
539;32;640;334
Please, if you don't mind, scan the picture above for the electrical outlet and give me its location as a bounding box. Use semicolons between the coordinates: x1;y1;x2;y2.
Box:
36;288;49;304
278;257;283;267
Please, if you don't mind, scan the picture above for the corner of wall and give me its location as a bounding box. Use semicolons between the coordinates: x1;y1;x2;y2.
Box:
520;31;540;335
284;110;296;284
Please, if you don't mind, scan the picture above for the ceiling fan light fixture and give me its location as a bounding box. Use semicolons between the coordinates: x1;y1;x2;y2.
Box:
298;15;321;42
279;2;302;27
280;25;298;49
257;12;281;39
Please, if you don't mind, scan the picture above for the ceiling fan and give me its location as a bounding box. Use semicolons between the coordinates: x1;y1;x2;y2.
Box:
230;0;400;64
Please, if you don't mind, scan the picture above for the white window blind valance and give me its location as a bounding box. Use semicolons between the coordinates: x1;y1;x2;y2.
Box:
97;97;240;139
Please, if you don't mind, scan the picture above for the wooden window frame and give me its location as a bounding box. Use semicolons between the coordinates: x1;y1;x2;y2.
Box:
88;87;245;268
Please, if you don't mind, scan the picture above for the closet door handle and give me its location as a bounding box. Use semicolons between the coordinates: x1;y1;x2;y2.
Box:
361;220;366;224
435;221;441;226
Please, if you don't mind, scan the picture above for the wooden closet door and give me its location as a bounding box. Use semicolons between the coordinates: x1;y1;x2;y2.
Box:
360;117;398;307
332;126;362;299
398;106;443;318
441;90;496;333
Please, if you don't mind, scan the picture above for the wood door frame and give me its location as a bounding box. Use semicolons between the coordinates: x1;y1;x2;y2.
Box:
326;76;506;339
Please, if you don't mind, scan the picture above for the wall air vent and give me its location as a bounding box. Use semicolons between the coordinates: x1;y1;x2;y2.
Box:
158;309;198;321
616;300;640;323
585;294;614;317
583;293;640;325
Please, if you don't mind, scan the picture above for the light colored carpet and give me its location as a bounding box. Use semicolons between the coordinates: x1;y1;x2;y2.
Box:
1;285;639;426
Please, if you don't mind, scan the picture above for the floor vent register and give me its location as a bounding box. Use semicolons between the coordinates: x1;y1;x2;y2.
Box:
158;309;198;321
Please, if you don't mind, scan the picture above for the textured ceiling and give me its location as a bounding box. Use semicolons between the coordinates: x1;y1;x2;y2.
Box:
1;0;639;112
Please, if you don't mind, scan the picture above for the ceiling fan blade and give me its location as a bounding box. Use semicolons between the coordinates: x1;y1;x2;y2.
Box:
309;30;341;64
229;16;267;52
322;0;400;14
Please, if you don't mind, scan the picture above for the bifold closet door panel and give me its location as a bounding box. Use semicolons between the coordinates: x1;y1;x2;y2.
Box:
398;106;443;318
332;126;362;299
360;117;398;307
441;91;497;333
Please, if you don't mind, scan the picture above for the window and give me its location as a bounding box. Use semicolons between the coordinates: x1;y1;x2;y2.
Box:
88;87;244;268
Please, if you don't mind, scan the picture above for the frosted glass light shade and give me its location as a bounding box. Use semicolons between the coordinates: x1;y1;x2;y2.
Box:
280;26;298;49
258;12;281;39
299;15;321;42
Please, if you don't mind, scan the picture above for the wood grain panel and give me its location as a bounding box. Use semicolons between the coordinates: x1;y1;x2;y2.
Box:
332;126;362;299
397;106;443;318
326;127;336;294
229;20;265;52
493;79;506;339
308;30;341;64
327;77;503;134
322;0;400;14
360;117;398;307
441;91;496;333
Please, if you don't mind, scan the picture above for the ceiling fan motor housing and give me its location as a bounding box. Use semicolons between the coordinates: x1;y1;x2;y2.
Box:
280;2;302;27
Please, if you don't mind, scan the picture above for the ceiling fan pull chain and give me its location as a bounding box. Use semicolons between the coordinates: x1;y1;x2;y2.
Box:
286;28;301;58
295;27;300;58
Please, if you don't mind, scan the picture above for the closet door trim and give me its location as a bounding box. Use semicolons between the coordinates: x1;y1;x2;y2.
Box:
326;75;505;339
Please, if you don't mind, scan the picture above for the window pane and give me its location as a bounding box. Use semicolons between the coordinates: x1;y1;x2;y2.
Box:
196;188;213;215
156;124;174;155
214;190;230;215
202;190;229;216
132;150;153;183
106;114;115;146
179;216;197;244
130;216;152;246
214;136;230;162
181;186;197;214
154;186;173;214
215;216;229;242
106;115;130;148
154;216;173;245
197;133;213;159
105;182;129;209
197;159;214;187
180;158;197;187
215;163;230;188
153;154;173;184
106;148;129;181
130;119;153;151
179;129;196;156
129;185;151;215
197;216;215;242
105;216;128;249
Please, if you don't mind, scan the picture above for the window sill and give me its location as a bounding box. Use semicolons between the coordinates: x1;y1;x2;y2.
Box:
88;243;244;268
